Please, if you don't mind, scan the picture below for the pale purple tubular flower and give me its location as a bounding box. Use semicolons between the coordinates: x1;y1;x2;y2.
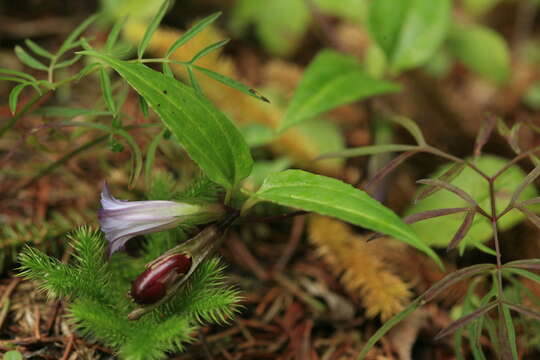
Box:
99;183;214;256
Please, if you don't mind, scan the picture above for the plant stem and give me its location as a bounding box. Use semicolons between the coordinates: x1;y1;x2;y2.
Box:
0;92;46;138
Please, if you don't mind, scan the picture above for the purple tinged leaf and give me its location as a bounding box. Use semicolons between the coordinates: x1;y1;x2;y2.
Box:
504;301;540;321
514;203;540;229
316;144;418;160
474;116;497;158
503;259;540;271
434;301;497;340
520;197;540;206
404;207;469;224
422;264;495;302
415;163;465;203
416;179;486;216
447;210;476;251
366;151;419;191
510;164;540;206
509;123;522;154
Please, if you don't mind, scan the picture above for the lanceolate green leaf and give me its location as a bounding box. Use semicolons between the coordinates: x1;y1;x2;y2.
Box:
368;0;451;73
81;51;253;189
253;169;441;267
280;50;400;131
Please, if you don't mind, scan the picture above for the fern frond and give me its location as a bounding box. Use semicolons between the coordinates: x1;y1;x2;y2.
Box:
308;215;412;321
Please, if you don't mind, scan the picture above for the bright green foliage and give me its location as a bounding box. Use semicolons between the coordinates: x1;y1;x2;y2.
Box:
19;227;240;360
250;169;442;267
313;0;367;23
81;52;253;190
18;176;240;360
230;0;310;56
462;0;503;16
448;23;510;85
3;351;23;360
406;155;537;249
368;0;451;73
281;49;400;131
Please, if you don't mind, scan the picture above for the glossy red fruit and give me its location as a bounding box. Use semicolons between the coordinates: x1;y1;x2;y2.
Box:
131;253;192;305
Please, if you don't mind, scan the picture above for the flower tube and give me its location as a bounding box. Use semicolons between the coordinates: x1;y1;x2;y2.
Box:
98;183;222;256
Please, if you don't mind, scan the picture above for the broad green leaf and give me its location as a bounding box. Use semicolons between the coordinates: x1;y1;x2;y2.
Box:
524;82;540;110
138;0;169;60
448;23;510;85
240;124;276;147
82;51;253;189
230;0;310;56
242;157;291;192
463;0;503;16
166;12;222;57
313;0;368;23
254;169;441;266
15;45;48;71
100;0;163;21
3;351;23;360
405;155;537;248
368;0;451;73
9;83;27;115
295;118;345;170
281;49;400;131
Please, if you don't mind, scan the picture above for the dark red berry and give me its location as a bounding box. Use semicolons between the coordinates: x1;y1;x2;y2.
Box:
130;254;192;305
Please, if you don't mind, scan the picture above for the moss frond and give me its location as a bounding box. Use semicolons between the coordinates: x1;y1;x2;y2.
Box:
18;227;240;359
309;215;412;321
18;245;78;298
162;258;242;325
